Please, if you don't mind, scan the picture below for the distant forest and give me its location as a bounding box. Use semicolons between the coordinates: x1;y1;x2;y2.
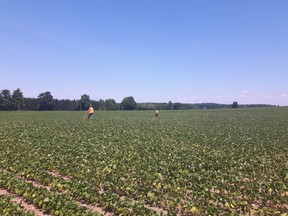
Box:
0;88;275;111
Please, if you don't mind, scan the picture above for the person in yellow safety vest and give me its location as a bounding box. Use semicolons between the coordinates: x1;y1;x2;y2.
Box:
86;104;94;119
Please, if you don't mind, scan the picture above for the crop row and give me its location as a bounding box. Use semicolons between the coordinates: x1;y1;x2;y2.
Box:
0;194;36;216
0;167;160;215
0;170;99;215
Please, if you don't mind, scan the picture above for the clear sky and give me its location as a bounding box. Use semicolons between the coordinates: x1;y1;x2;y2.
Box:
1;0;287;105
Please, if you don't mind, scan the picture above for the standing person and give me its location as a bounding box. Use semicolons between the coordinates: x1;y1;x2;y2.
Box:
155;110;159;117
86;104;94;119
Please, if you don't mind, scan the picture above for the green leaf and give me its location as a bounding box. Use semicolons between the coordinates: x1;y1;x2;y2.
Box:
284;173;288;181
43;197;50;203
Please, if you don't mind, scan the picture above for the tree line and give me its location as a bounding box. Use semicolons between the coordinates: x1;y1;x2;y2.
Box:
0;88;275;111
0;88;137;111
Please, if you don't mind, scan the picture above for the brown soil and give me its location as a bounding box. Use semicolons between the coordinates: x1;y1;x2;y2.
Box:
0;188;51;216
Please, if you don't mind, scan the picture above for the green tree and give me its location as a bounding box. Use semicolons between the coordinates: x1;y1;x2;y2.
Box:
23;98;37;110
173;102;183;110
136;103;155;110
0;89;13;110
99;99;105;110
12;88;24;110
105;99;117;110
79;94;91;111
168;101;174;110
231;101;239;108
37;91;54;110
0;94;4;110
121;96;137;110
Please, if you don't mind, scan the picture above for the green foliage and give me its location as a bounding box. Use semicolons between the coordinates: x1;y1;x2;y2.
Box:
0;195;35;215
0;88;24;110
0;172;98;215
231;101;239;108
23;98;38;110
0;88;277;111
173;102;183;110
98;99;105;110
104;99;117;110
37;91;54;110
12;88;24;110
0;89;13;110
168;101;173;110
79;94;91;111
0;108;288;215
121;96;137;110
136;103;156;110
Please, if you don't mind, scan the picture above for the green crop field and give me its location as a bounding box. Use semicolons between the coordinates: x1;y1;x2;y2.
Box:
0;108;288;215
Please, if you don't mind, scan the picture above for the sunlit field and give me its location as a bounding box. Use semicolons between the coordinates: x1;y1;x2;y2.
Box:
0;108;288;215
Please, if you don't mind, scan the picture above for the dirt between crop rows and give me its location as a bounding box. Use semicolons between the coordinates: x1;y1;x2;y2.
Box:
0;188;51;216
1;169;169;216
1;169;111;216
48;169;168;215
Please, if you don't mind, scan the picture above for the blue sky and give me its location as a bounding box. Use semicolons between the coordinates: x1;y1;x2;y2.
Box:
1;0;287;105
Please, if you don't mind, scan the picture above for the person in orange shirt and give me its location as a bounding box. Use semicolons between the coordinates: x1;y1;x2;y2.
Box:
86;104;94;119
